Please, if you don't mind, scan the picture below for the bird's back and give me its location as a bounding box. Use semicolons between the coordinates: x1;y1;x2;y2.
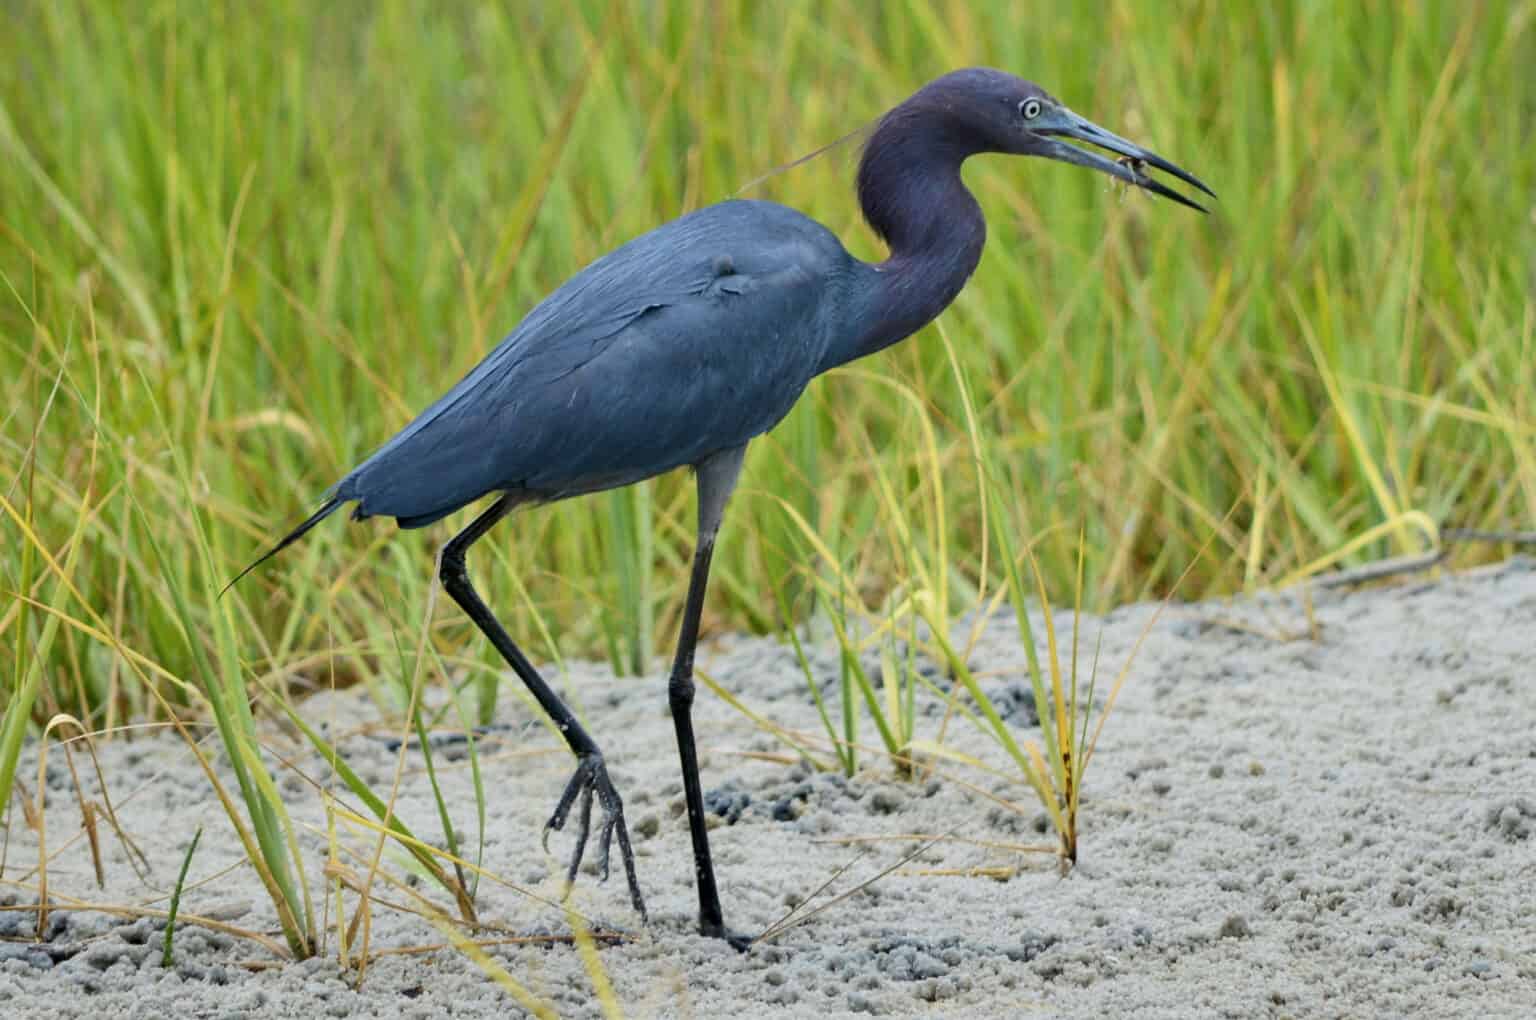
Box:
334;200;859;527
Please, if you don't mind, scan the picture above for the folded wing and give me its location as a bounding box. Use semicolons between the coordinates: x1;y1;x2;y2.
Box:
335;200;853;527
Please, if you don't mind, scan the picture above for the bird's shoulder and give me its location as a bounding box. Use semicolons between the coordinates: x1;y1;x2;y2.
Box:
572;199;851;299
488;199;851;364
338;200;856;513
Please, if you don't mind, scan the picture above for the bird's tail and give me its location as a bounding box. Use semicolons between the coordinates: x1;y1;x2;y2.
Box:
220;496;344;596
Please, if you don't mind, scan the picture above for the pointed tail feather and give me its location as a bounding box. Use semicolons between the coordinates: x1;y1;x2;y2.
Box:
220;496;345;597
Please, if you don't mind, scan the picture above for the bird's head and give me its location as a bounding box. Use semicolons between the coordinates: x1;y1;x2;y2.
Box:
907;68;1214;212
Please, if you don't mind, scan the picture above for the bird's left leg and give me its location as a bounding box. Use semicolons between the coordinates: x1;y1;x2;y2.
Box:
439;496;645;920
668;445;751;949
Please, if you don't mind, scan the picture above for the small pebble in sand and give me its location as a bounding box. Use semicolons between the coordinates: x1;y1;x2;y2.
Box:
772;797;808;822
1127;756;1168;781
847;990;881;1013
1487;798;1533;841
1219;914;1252;939
704;782;751;824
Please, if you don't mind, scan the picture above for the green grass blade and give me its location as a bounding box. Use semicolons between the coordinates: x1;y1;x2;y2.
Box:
162;826;203;968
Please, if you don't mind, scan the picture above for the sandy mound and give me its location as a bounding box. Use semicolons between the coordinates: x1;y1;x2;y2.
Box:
2;559;1533;1018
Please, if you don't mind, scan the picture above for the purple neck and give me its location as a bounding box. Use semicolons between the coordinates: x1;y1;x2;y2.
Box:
822;107;987;370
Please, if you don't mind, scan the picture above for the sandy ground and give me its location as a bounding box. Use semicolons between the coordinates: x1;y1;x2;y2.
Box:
1;558;1533;1018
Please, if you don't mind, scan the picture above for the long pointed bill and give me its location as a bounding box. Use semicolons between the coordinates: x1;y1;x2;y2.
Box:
1037;109;1215;213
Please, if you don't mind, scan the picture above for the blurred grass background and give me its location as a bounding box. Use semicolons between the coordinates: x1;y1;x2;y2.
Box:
4;0;1534;733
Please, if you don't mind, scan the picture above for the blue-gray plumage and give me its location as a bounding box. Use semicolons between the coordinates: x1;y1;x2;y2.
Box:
345;201;854;525
230;68;1212;947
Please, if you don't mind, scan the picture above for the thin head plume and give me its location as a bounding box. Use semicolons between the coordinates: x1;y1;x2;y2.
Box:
733;120;877;197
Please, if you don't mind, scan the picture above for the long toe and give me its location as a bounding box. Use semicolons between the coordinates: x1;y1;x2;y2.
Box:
591;766;646;920
613;815;646;920
562;780;597;888
595;813;618;882
544;758;595;844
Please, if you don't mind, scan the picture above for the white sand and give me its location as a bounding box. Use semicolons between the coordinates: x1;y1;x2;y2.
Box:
2;558;1532;1018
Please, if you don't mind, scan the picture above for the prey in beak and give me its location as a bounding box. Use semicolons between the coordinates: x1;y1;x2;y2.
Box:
1030;107;1216;212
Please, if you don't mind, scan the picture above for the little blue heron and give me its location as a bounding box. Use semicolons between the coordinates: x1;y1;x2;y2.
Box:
232;68;1211;947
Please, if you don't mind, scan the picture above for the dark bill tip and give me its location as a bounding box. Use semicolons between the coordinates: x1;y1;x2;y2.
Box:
1038;110;1215;213
1134;151;1216;200
1129;166;1209;213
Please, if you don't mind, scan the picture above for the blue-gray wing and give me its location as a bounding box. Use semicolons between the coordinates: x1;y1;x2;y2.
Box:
335;200;853;527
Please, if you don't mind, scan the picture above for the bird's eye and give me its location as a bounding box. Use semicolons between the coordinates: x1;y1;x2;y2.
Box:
1019;99;1042;120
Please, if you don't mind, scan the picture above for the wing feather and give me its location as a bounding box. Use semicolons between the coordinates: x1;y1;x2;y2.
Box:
337;200;852;525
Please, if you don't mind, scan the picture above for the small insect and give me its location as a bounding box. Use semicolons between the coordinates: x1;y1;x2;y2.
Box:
1114;155;1147;201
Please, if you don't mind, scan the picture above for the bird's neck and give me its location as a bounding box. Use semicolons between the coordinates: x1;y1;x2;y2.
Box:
823;114;987;371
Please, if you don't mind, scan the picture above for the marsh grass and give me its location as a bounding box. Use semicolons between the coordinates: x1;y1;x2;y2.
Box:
2;0;1534;1004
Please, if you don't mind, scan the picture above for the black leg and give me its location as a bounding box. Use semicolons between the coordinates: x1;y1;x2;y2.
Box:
439;496;645;920
668;447;750;949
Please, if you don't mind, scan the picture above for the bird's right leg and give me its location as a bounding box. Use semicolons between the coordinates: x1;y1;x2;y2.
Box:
438;495;646;920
